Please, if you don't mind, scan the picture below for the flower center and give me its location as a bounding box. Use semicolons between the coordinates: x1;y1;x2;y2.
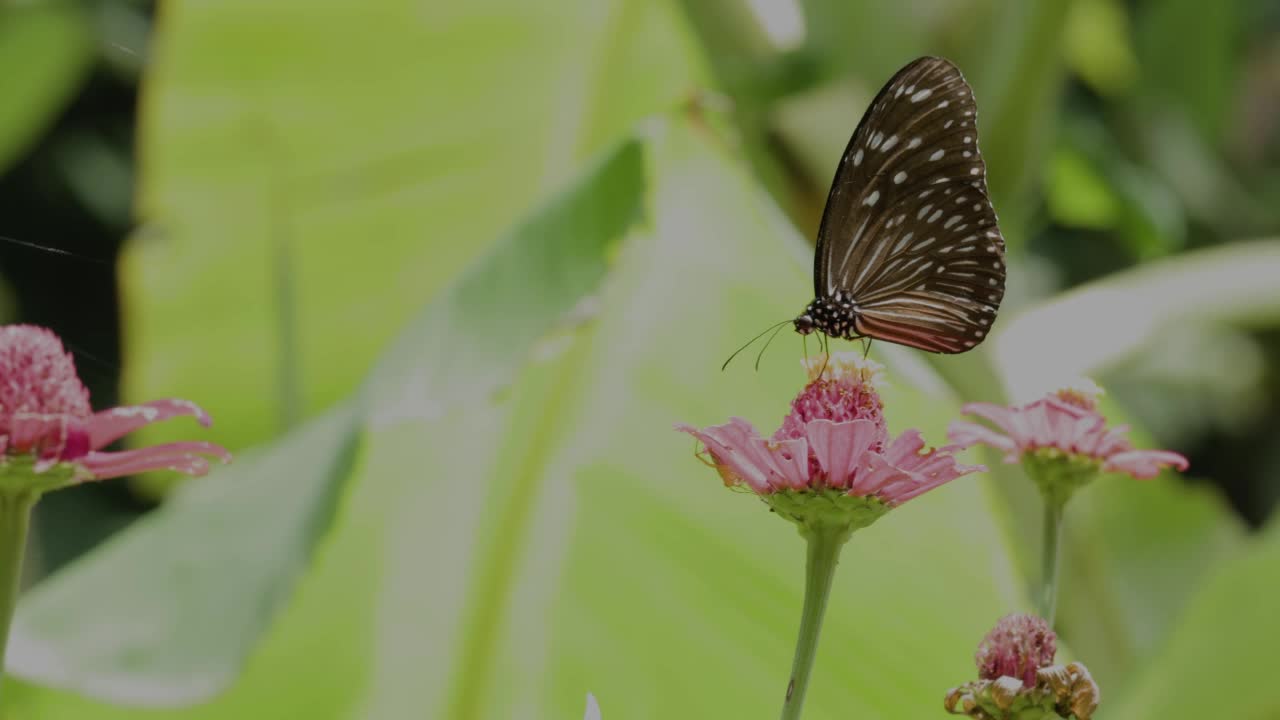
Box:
0;325;91;429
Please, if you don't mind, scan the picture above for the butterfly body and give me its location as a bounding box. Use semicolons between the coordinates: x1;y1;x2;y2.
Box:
797;56;1007;354
793;292;860;340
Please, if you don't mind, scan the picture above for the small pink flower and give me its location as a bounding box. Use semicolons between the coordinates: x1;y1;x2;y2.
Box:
677;354;982;508
947;613;1099;720
948;382;1187;480
0;325;231;482
976;613;1057;688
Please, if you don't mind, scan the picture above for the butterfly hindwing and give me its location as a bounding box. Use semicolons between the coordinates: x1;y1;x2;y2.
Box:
810;56;1006;354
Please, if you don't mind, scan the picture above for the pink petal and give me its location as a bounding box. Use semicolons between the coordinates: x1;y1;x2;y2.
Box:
959;403;1019;434
882;428;927;466
1094;425;1134;457
947;420;1017;454
851;451;913;497
79;441;232;480
7;413;91;460
853;431;985;504
677;419;809;492
87;399;212;449
1103;450;1189;479
804;419;881;489
964;402;1036;448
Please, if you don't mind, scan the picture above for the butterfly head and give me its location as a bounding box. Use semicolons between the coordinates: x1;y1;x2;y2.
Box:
793;310;817;335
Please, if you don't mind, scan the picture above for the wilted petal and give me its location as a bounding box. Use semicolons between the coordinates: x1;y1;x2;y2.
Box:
1102;449;1188;479
804;419;881;488
745;436;810;490
677;419;809;493
87;399;212;449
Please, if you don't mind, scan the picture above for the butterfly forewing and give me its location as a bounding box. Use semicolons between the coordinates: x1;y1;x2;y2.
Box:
811;56;1006;353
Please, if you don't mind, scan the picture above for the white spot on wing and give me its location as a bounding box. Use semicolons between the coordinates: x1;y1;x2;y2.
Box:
929;149;945;161
853;148;864;166
893;171;907;184
881;135;899;151
911;88;933;102
907;137;922;149
864;190;880;206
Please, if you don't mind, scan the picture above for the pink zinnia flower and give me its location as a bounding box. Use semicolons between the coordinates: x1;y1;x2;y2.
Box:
0;324;230;483
677;354;982;521
975;613;1057;688
948;381;1188;480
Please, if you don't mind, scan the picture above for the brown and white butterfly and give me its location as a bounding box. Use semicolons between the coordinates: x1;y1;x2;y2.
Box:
793;56;1007;354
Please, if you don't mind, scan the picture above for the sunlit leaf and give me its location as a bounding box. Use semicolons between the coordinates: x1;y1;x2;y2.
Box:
3;137;646;712
349;116;1023;719
122;0;702;455
994;239;1280;402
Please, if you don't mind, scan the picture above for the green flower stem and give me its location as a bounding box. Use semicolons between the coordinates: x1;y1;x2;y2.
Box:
779;524;851;720
0;491;36;676
1039;498;1065;625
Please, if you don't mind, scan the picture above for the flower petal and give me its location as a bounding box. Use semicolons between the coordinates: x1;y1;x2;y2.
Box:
804;418;881;489
677;419;809;493
853;431;984;504
79;441;232;480
1102;450;1189;479
87;399;213;449
947;420;1017;454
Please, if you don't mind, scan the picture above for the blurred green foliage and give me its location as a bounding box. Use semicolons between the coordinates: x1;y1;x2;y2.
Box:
1;0;1279;718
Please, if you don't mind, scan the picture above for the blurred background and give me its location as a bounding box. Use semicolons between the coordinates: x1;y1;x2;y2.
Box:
0;0;1277;718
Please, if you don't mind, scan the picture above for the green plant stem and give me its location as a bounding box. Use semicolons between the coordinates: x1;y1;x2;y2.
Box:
1039;498;1065;625
779;525;849;720
0;492;36;678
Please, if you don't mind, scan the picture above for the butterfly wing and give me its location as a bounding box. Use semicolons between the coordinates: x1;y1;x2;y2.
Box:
813;56;1006;353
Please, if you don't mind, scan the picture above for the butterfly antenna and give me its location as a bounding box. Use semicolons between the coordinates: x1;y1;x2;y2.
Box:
753;321;790;371
861;337;874;358
721;319;792;371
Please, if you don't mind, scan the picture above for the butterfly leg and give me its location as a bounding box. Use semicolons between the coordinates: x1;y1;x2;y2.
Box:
819;334;831;378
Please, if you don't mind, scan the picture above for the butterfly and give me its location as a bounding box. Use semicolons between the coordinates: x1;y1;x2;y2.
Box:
792;56;1007;354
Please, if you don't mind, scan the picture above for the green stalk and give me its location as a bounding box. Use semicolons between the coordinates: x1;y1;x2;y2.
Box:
779;525;849;720
0;491;36;679
1039;498;1065;625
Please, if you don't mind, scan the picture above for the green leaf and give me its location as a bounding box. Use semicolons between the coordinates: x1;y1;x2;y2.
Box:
963;0;1074;244
1109;521;1280;719
0;4;93;173
8;404;360;705
122;0;702;455
3;134;647;714
352;116;1025;719
1054;464;1244;692
993;239;1280;403
1134;0;1239;145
